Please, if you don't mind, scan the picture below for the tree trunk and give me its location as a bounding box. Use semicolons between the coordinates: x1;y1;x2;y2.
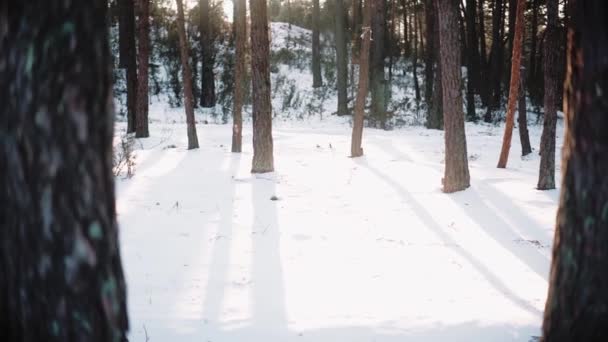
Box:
437;0;470;193
505;0;516;93
478;0;489;108
518;67;531;156
176;0;200;150
335;0;349;115
427;0;443;130
423;0;435;105
312;0;322;88
200;0;216;107
250;0;274;173
402;0;410;56
370;0;387;128
528;0;540;105
136;0;150;137
412;3;421;102
232;0;247;152
541;2;608;339
351;0;372;157
496;0;524;168
536;0;558;190
351;0;362;64
484;0;504;122
119;0;138;133
0;2;129;340
465;0;479;121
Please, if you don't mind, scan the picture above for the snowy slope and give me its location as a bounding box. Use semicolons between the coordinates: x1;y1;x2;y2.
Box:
116;112;563;341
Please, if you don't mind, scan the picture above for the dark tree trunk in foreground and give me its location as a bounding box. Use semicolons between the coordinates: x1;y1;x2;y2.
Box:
232;0;247;152
437;0;470;193
537;0;558;190
541;2;608;339
250;0;274;173
312;0;322;88
176;0;200;149
335;0;349;115
136;0;150;137
497;0;525;168
351;0;372;157
518;67;531;156
119;0;138;133
0;2;129;340
200;0;216;107
370;0;387;128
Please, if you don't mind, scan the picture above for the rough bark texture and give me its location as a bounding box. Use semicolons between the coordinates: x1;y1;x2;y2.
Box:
437;0;470;193
518;67;532;156
335;0;349;115
537;0;558;190
369;0;387;128
423;0;435;105
250;0;274;173
351;0;371;157
136;0;150;137
200;0;216;107
176;0;200;149
496;0;524;168
232;0;247;152
465;0;479;121
427;0;443;130
119;0;137;133
541;1;608;339
312;0;322;88
0;2;129;340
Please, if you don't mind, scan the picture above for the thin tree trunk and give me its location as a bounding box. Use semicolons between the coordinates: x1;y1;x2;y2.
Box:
402;0;410;56
528;0;539;104
423;0;435;104
136;0;150;137
232;0;247;152
541;2;608;339
312;0;322;88
176;0;199;149
250;0;274;172
427;0;443;130
412;2;420;102
0;2;129;340
536;0;558;190
351;0;371;157
437;0;470;193
370;0;387;128
336;0;349;115
478;0;489;108
518;67;531;156
119;0;138;133
484;0;504;122
465;0;479;121
496;0;524;168
200;0;216;107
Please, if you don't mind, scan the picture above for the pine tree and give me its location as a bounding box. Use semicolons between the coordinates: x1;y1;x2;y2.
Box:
250;0;274;172
335;0;349;115
0;2;129;340
136;0;150;137
541;1;608;339
351;0;372;157
437;0;470;193
200;0;216;107
232;0;247;152
312;0;322;88
119;0;138;133
176;0;200;149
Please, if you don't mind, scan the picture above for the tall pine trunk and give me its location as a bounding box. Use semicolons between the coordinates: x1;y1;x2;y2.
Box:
465;0;479;121
496;0;524;168
370;0;387;128
232;0;247;152
136;0;150;137
250;0;274;173
0;2;129;340
312;0;322;88
119;0;138;133
484;0;504;122
351;0;372;157
200;0;216;107
536;0;558;190
335;0;349;115
176;0;200;149
541;1;608;339
437;0;470;193
518;67;531;156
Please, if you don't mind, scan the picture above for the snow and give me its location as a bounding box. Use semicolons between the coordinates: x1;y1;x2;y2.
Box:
117;102;563;341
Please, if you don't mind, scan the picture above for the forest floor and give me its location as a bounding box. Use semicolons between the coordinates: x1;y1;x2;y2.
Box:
116;106;563;341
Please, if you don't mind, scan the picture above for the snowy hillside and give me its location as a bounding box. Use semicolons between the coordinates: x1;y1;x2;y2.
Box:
117;107;563;341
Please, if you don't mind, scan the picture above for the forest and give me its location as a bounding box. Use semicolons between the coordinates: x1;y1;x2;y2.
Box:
1;0;608;341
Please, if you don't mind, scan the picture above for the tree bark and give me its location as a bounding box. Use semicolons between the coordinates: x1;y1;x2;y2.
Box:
423;0;435;105
484;0;504;122
536;0;558;190
478;0;489;108
119;0;138;133
427;0;443;130
351;0;372;157
370;0;387;128
0;2;129;340
250;0;274;173
412;3;421;102
465;0;479;121
496;0;524;168
541;2;608;339
136;0;150;137
232;0;247;152
518;67;531;156
312;0;322;88
437;0;470;193
176;0;200;149
335;0;349;115
200;0;216;107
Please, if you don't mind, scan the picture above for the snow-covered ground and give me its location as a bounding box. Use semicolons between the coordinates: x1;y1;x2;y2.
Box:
116;101;563;342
